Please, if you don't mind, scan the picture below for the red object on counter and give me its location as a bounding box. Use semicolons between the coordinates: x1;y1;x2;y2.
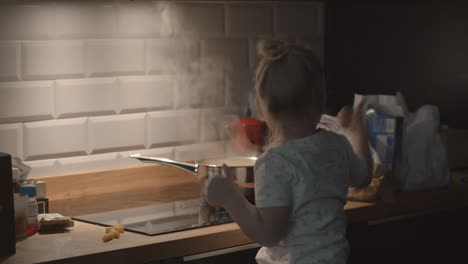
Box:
229;118;267;151
27;226;39;235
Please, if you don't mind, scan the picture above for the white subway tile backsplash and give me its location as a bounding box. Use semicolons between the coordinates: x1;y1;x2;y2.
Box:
0;1;324;176
86;39;145;76
226;72;253;106
200;109;226;142
169;2;224;37
175;75;202;108
249;39;262;70
153;1;178;37
0;42;19;81
117;2;154;37
119;146;174;168
88;113;145;154
24;158;58;178
175;74;225;108
56;78;118;118
0;123;23;160
174;141;225;161
119;76;173;113
201;39;248;72
0;81;54;123
0;4;55;40
147;38;199;74
56;2;117;38
22;41;84;80
147;110;200;147
24;118;87;160
275;4;321;38
56;152;120;175
199;74;226;107
226;4;273;37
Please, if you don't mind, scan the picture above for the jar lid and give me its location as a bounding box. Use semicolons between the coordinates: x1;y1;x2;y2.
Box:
20;185;37;198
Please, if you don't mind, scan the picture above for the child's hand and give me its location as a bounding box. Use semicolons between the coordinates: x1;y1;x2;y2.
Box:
204;164;237;207
337;102;365;133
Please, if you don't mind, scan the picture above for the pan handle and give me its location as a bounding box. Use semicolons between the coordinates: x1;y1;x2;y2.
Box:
129;154;198;175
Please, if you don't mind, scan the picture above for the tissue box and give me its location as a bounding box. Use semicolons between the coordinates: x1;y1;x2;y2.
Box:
366;110;403;171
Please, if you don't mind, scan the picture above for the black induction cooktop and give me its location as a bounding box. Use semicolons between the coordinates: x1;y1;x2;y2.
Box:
73;198;232;236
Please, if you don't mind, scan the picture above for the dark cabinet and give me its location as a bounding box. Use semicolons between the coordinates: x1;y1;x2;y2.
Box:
347;207;468;264
325;2;468;128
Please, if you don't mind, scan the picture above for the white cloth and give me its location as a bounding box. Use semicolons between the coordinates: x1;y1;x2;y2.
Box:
254;130;368;264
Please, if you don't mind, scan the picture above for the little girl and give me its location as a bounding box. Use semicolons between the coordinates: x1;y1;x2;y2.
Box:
205;40;373;264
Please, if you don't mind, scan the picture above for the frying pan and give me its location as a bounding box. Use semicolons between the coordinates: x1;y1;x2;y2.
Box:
129;154;257;223
129;154;256;187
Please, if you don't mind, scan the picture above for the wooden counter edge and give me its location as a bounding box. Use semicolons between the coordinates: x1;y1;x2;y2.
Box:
45;224;254;264
3;188;468;264
0;221;254;264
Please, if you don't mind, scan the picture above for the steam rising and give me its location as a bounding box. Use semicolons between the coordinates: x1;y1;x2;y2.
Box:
152;1;251;153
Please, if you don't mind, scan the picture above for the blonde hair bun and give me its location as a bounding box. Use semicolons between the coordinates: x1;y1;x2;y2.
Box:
257;39;289;61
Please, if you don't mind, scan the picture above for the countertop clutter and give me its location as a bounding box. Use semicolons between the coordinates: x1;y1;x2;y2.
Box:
2;163;468;264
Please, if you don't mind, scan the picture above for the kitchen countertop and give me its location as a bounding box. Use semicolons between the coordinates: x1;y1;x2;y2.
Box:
2;187;468;264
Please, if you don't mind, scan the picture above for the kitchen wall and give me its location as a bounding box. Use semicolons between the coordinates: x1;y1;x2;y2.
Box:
325;2;468;127
0;1;323;178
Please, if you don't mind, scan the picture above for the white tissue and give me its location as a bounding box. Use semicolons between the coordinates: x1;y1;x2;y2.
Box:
12;157;31;182
400;105;450;191
354;93;449;191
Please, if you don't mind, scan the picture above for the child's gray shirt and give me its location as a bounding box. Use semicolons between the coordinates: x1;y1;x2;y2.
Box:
254;130;368;264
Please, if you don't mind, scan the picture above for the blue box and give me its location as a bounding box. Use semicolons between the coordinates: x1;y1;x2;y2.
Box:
366;111;403;171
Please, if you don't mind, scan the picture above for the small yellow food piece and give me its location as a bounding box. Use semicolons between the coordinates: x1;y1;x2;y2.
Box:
102;229;120;242
102;231;115;242
113;229;120;239
105;226;124;233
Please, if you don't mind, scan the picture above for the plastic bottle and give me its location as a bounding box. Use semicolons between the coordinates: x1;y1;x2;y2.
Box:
20;185;39;235
35;181;49;214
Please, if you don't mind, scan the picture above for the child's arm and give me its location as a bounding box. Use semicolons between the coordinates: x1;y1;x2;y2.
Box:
224;189;290;246
338;103;374;185
205;168;290;247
